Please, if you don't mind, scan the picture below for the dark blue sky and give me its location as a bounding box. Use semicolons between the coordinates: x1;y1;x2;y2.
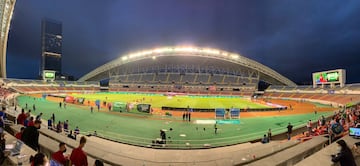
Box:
6;0;360;84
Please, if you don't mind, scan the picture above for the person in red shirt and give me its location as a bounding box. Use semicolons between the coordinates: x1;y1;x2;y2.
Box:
17;109;26;125
15;127;24;140
51;142;68;165
27;117;35;127
70;136;88;166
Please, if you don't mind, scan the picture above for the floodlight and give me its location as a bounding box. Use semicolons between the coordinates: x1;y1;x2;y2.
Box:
122;56;128;61
231;54;239;59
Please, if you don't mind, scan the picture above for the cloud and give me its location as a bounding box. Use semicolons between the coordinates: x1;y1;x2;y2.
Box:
6;0;360;83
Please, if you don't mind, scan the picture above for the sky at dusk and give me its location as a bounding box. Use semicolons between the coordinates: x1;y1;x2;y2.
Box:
6;0;360;84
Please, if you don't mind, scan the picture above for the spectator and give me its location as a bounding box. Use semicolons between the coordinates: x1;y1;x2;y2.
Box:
22;120;41;151
0;108;5;128
28;117;35;127
0;133;5;150
35;113;43;121
25;110;31;119
51;113;55;124
56;121;63;133
17;109;26;125
63;120;69;132
15;127;25;140
94;159;104;166
321;115;326;126
51;142;68;165
307;120;312;136
67;130;76;140
160;130;166;144
287;122;293;140
47;118;53;130
70;136;88;166
74;126;80;135
30;152;49;166
261;134;269;144
331;140;356;166
0;133;6;165
268;128;272;141
23;117;29;127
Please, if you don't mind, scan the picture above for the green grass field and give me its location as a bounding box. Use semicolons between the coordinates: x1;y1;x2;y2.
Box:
17;94;334;148
71;92;270;109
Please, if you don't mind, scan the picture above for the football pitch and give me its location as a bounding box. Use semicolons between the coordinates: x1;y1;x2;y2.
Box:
71;92;270;109
16;94;334;148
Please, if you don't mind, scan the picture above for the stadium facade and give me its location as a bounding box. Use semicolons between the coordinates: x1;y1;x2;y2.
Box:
0;0;16;78
79;47;297;87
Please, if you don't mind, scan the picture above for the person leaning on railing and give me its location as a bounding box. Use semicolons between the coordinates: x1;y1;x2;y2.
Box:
331;140;356;166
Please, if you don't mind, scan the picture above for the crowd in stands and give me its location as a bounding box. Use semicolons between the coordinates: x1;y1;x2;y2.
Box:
11;105;103;165
0;87;11;99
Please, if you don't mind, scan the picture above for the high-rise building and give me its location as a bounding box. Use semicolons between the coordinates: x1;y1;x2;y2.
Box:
40;18;62;76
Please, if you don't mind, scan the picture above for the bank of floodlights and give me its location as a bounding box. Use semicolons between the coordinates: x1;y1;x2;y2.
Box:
121;46;240;61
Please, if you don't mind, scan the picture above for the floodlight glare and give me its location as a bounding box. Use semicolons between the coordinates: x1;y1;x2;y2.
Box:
231;54;239;59
122;56;128;61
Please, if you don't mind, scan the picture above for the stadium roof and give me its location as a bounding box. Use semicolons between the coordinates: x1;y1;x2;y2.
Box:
0;0;16;78
79;46;296;86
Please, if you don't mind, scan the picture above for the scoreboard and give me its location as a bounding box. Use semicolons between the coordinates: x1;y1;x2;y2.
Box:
312;69;346;88
43;70;56;82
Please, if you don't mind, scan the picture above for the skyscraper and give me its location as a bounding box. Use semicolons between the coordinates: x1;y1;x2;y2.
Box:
40;18;62;76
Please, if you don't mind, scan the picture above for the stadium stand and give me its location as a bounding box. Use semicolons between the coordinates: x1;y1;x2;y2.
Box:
196;74;210;84
154;73;168;82
209;74;224;84
263;84;360;106
3;79;100;94
141;73;155;83
180;74;195;83
223;76;237;84
127;74;141;83
167;73;181;83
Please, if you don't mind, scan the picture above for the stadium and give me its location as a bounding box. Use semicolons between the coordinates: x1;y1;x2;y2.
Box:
1;0;360;166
